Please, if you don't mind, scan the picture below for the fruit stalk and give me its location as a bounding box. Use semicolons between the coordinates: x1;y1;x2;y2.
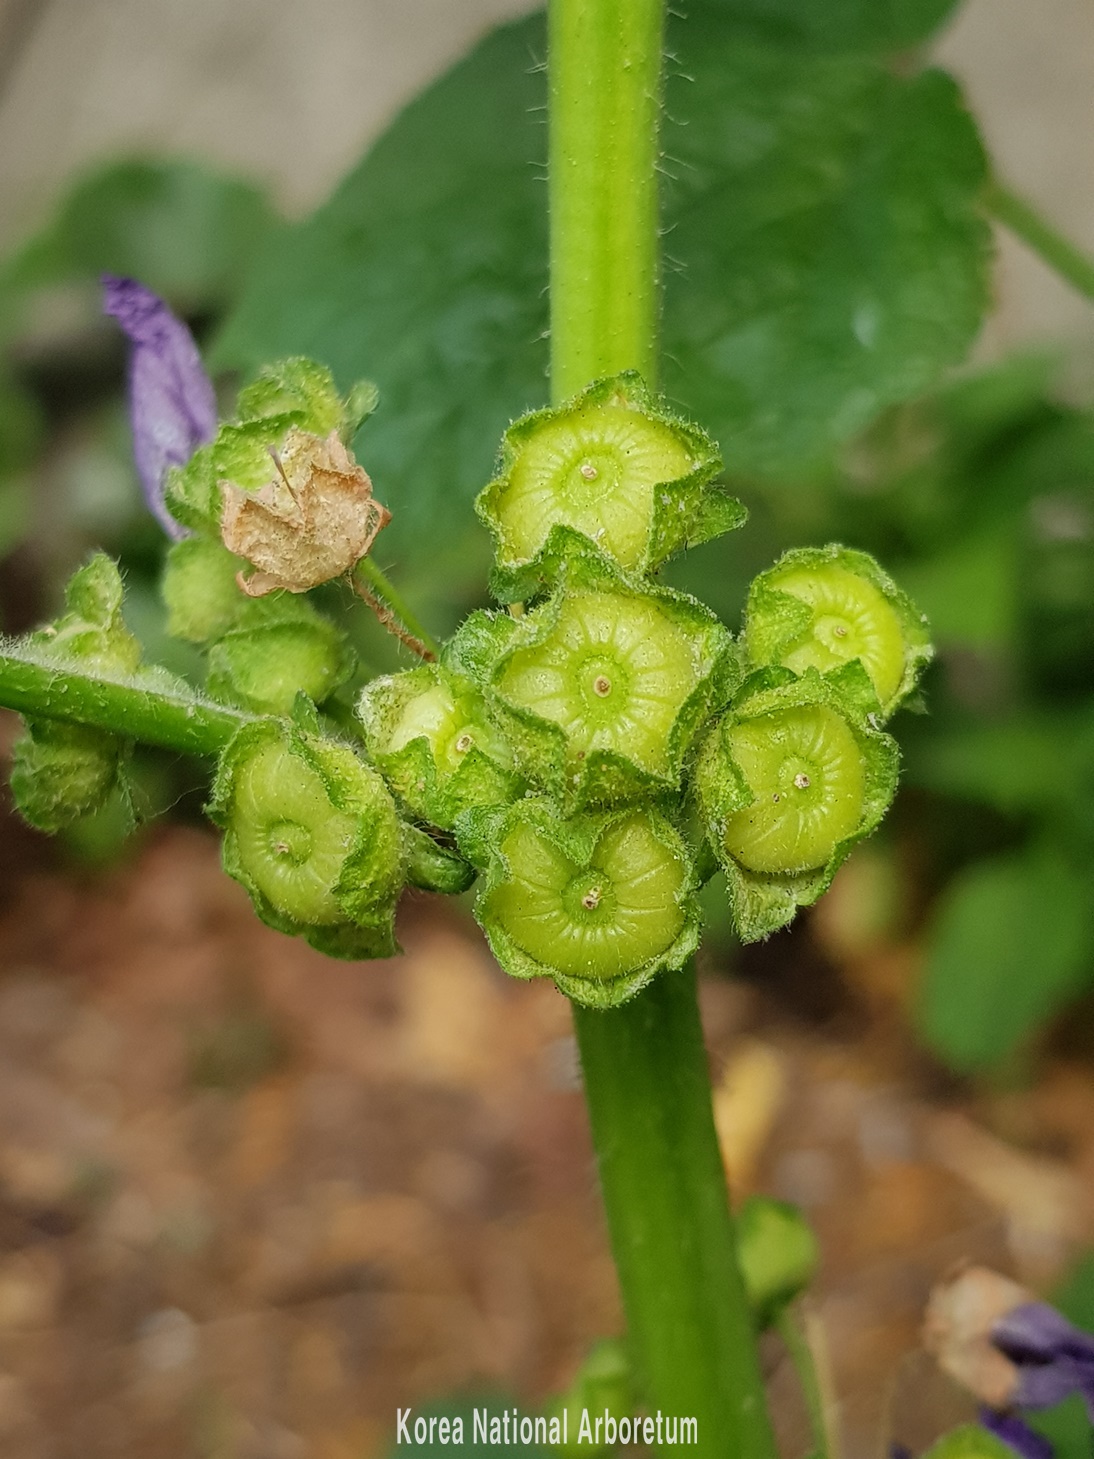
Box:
548;0;776;1451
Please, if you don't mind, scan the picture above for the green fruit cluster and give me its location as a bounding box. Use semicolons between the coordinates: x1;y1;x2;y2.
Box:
6;369;928;1002
357;374;931;1004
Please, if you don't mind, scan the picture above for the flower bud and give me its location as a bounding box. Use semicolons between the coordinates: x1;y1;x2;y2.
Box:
744;545;931;720
11;556;147;833
694;669;898;941
220;427;390;595
10;720;125;833
162;536;248;644
471;561;735;813
476;372;743;601
357;662;523;830
208;720;404;958
466;797;700;1007
735;1196;818;1328
205;600;353;716
233;357;345;437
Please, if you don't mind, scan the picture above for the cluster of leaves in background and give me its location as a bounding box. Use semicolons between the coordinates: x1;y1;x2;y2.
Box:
0;0;1091;1069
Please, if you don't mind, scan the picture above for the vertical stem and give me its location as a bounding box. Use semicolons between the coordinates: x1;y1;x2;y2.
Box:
574;968;778;1457
549;2;775;1452
549;0;663;399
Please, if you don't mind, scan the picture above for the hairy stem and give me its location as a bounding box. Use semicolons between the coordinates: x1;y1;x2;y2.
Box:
574;966;777;1457
985;179;1094;303
0;643;253;756
549;0;663;399
549;11;774;1449
352;558;439;661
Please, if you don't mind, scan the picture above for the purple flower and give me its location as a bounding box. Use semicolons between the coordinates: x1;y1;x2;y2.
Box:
993;1300;1094;1417
978;1407;1054;1459
102;275;217;538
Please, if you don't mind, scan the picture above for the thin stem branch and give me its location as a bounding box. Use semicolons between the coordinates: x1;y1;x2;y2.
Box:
351;557;440;661
0;643;253;756
777;1304;840;1459
985;179;1094;304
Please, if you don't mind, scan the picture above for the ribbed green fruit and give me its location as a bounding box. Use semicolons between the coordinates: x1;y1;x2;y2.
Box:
695;670;899;941
357;663;522;830
744;545;931;720
466;798;700;1007
476;373;742;601
209;720;404;959
478;564;735;810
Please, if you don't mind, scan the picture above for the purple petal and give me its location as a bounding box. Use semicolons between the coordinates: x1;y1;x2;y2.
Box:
102;275;217;538
978;1407;1054;1459
993;1302;1094;1420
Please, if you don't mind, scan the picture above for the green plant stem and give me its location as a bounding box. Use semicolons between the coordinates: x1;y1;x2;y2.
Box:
550;0;775;1452
549;0;663;398
0;643;253;756
776;1305;836;1459
985;179;1094;303
573;967;777;1457
352;557;441;660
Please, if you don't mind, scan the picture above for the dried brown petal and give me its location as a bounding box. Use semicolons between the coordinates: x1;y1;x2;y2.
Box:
922;1264;1032;1408
220;429;390;595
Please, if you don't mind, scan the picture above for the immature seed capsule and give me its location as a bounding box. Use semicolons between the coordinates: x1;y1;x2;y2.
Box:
357;664;523;829
471;799;700;1007
476;373;741;600
209;720;404;958
719;705;866;874
488;566;734;810
10;721;123;833
744;545;931;719
694;671;899;942
206;614;352;716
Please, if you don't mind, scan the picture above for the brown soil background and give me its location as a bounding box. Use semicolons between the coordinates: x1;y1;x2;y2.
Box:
1;736;1092;1459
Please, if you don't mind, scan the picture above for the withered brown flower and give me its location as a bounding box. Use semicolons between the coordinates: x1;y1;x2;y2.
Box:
220;428;390;596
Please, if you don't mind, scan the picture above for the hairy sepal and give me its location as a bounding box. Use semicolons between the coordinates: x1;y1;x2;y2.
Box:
744;544;932;722
476;373;741;602
695;668;899;941
463;797;701;1009
208;719;404;959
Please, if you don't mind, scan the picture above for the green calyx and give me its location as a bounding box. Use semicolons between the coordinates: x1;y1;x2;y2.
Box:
357;661;523;830
694;669;899;941
11;719;127;833
744;545;932;721
163;538;353;716
469;561;736;812
12;554;142;831
164;357;376;535
465;796;700;1008
208;718;404;959
476;372;743;601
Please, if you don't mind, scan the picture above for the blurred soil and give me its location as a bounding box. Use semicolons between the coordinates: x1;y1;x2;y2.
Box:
0;761;1092;1458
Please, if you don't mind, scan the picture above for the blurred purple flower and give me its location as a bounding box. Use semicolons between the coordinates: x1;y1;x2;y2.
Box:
993;1300;1094;1417
978;1407;1053;1459
102;275;217;538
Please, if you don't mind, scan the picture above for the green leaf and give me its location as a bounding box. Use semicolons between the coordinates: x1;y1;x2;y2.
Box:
918;846;1093;1071
684;0;960;54
662;52;990;476
213;16;551;566
0;157;277;334
215;9;989;566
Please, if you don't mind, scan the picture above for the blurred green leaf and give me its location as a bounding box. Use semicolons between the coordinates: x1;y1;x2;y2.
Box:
684;0;960;52
899;524;1020;649
662;50;989;475
918;845;1093;1070
0;158;278;335
216;5;989;565
906;710;1093;817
